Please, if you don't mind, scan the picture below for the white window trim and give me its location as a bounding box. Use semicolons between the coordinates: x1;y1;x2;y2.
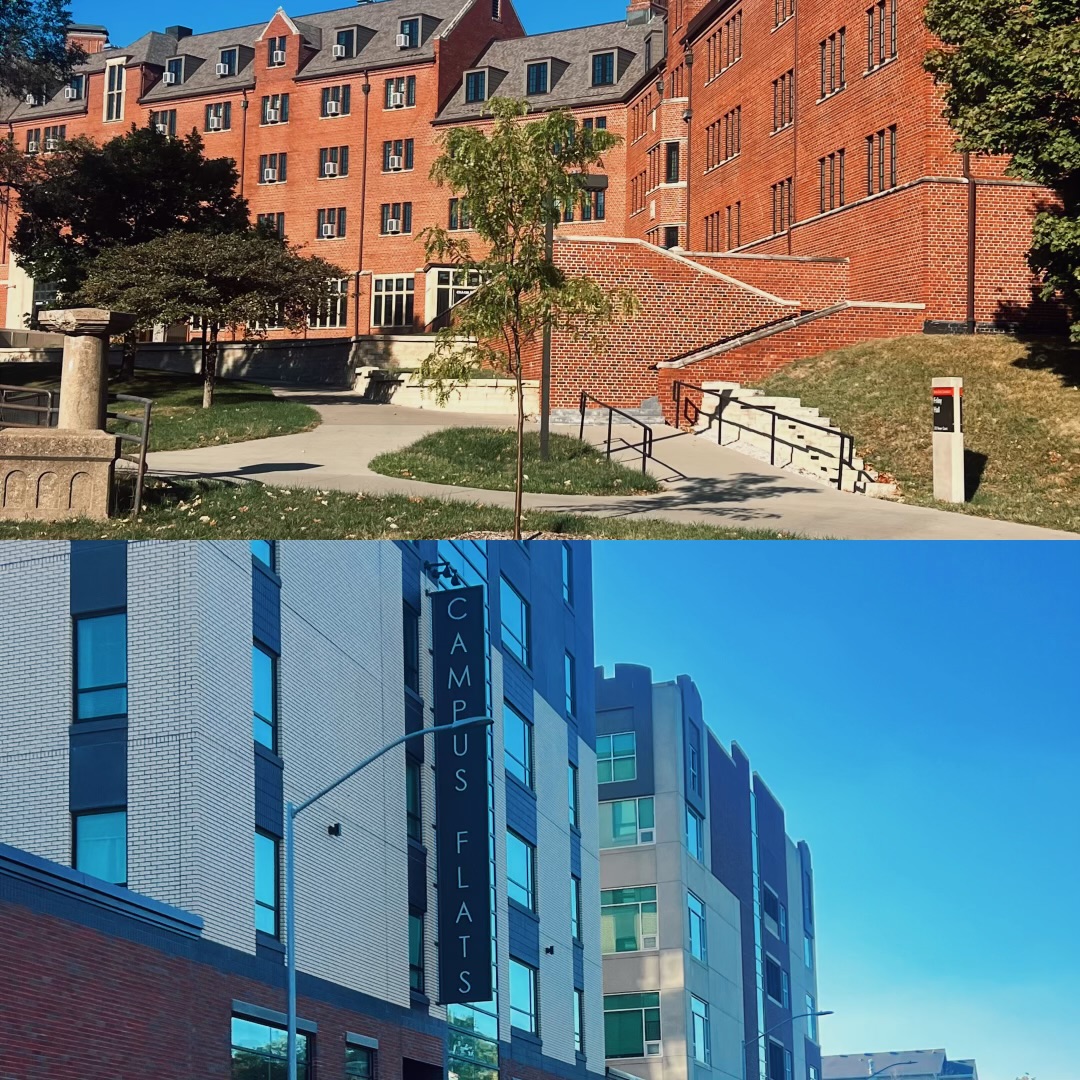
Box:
464;66;488;102
525;57;551;95
103;58;126;123
590;49;617;85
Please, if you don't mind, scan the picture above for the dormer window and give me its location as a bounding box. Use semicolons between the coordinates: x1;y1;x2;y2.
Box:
398;18;419;47
591;51;615;86
526;60;549;95
66;74;86;100
218;48;238;76
465;69;487;103
267;36;287;66
334;28;356;59
166;57;184;84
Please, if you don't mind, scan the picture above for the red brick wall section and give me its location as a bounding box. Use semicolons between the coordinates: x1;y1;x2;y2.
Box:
540;237;799;409
434;0;527;112
0;897;444;1080
682;253;849;308
656;304;925;422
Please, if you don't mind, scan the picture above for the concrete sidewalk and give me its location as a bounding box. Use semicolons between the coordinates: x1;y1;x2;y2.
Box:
146;395;1077;540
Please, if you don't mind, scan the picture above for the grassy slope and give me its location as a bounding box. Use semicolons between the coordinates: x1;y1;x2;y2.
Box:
0;479;798;540
757;335;1080;533
370;428;662;496
0;365;319;451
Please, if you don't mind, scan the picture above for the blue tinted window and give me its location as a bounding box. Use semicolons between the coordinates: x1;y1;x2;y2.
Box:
504;701;532;787
506;830;534;909
231;1016;308;1078
255;830;278;935
509;958;537;1033
75;612;127;720
74;810;127;884
253;644;275;748
499;576;529;667
251;540;274;567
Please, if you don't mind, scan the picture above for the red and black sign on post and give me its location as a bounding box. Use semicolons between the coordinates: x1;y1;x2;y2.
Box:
932;385;963;433
431;586;492;1005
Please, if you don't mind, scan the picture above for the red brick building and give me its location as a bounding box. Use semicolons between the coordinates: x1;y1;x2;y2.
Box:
0;0;1064;406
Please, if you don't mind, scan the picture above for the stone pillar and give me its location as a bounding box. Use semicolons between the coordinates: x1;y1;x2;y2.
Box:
38;308;137;430
0;307;135;521
932;376;965;502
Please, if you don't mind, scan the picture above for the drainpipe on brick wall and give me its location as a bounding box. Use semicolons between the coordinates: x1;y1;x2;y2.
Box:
789;0;799;255
963;151;976;333
239;89;250;198
355;75;371;338
683;44;694;247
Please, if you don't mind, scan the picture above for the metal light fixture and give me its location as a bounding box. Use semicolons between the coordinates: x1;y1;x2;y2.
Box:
655;76;664;96
423;559;464;587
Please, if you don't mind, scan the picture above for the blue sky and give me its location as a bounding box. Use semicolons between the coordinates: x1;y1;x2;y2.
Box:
592;542;1079;1080
73;0;630;47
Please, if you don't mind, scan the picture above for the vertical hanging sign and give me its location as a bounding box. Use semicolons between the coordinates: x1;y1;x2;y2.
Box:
431;585;493;1004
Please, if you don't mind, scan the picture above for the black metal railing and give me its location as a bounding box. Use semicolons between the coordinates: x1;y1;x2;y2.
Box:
108;394;153;518
672;380;864;492
578;391;655;474
0;385;57;429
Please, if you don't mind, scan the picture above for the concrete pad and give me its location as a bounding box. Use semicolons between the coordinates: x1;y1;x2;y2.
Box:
145;397;1078;540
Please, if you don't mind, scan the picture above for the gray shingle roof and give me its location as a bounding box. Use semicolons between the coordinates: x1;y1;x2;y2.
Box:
821;1051;977;1080
435;18;661;122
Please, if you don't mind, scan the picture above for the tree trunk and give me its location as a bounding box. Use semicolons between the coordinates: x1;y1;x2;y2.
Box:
119;328;137;381
203;325;218;408
513;347;525;541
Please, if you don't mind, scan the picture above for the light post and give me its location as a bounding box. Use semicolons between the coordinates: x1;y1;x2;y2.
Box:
285;713;494;1080
868;1062;916;1079
741;1010;834;1080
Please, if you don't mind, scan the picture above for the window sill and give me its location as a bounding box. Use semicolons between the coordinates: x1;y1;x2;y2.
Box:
815;85;846;104
506;772;537;802
256;930;285;960
410;989;430;1009
69;715;128;734
771;14;795;32
254;741;284;769
511;1027;542;1046
769;124;794;137
863;55;898;77
570;824;582;839
407;836;427;855
602;946;659;957
509;898;540;923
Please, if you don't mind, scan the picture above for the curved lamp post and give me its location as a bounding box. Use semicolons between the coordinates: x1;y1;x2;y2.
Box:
285;714;495;1080
742;1010;835;1080
869;1062;917;1079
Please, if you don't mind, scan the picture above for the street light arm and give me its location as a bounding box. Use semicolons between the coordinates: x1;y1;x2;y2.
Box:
868;1063;916;1079
749;1010;834;1046
293;714;494;816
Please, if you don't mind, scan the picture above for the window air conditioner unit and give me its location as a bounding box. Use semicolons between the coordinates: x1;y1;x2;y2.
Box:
642;934;658;950
321;222;336;237
25;94;36;106
640;828;655;843
26;140;39;152
385;218;401;233
389;91;404;107
216;63;231;76
208;116;222;130
272;50;286;64
395;33;410;47
645;1043;662;1058
265;108;280;122
155;123;169;134
65;86;79;100
325;99;340;114
332;43;347;58
388;154;403;170
263;167;278;182
163;70;177;84
323;161;338;176
44;138;59;151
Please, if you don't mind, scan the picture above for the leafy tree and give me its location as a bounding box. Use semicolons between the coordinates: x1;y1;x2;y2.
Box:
9;125;248;297
0;0;85;100
77;230;348;407
925;0;1080;337
421;97;637;538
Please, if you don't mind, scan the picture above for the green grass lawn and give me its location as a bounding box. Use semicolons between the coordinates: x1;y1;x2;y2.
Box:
756;334;1080;534
0;478;798;540
370;428;662;496
0;365;319;451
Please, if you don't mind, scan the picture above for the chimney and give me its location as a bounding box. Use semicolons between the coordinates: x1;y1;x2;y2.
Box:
626;0;667;26
165;25;193;38
65;24;109;54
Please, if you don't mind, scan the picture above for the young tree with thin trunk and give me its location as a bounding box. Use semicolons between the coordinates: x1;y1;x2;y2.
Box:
925;0;1080;337
77;230;347;407
421;97;637;539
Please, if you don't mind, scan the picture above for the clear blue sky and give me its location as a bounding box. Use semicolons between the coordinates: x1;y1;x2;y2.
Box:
592;541;1078;1080
72;0;630;47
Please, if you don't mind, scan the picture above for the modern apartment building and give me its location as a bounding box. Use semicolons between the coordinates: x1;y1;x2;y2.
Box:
0;539;602;1080
1;0;1066;404
596;664;822;1080
823;1050;979;1080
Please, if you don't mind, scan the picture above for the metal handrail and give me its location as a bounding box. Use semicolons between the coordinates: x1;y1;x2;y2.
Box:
107;394;153;518
672;380;866;492
578;391;655;474
0;385;57;428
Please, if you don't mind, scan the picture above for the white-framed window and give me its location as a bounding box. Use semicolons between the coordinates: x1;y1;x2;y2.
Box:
68;73;86;100
500;576;530;667
603;992;661;1059
601;886;657;953
504;700;532;787
104;60;125;121
597;731;636;783
506;829;535;910
218;47;238;76
465;69;487;103
335;27;357;58
574;988;584;1053
591;50;615;86
690;995;711;1064
308;277;349;328
763;883;786;939
509;959;538;1034
399;17;420;47
688;891;707;961
372;275;414;328
166;56;184;84
806;994;819;1041
765;954;789;1007
526;59;549;95
686;804;705;861
599;796;654;848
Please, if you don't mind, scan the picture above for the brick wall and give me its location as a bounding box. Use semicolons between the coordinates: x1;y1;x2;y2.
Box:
682;252;848;308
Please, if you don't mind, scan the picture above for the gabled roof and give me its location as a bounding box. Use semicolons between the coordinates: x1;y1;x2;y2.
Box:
822;1051;977;1080
436;19;657;123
